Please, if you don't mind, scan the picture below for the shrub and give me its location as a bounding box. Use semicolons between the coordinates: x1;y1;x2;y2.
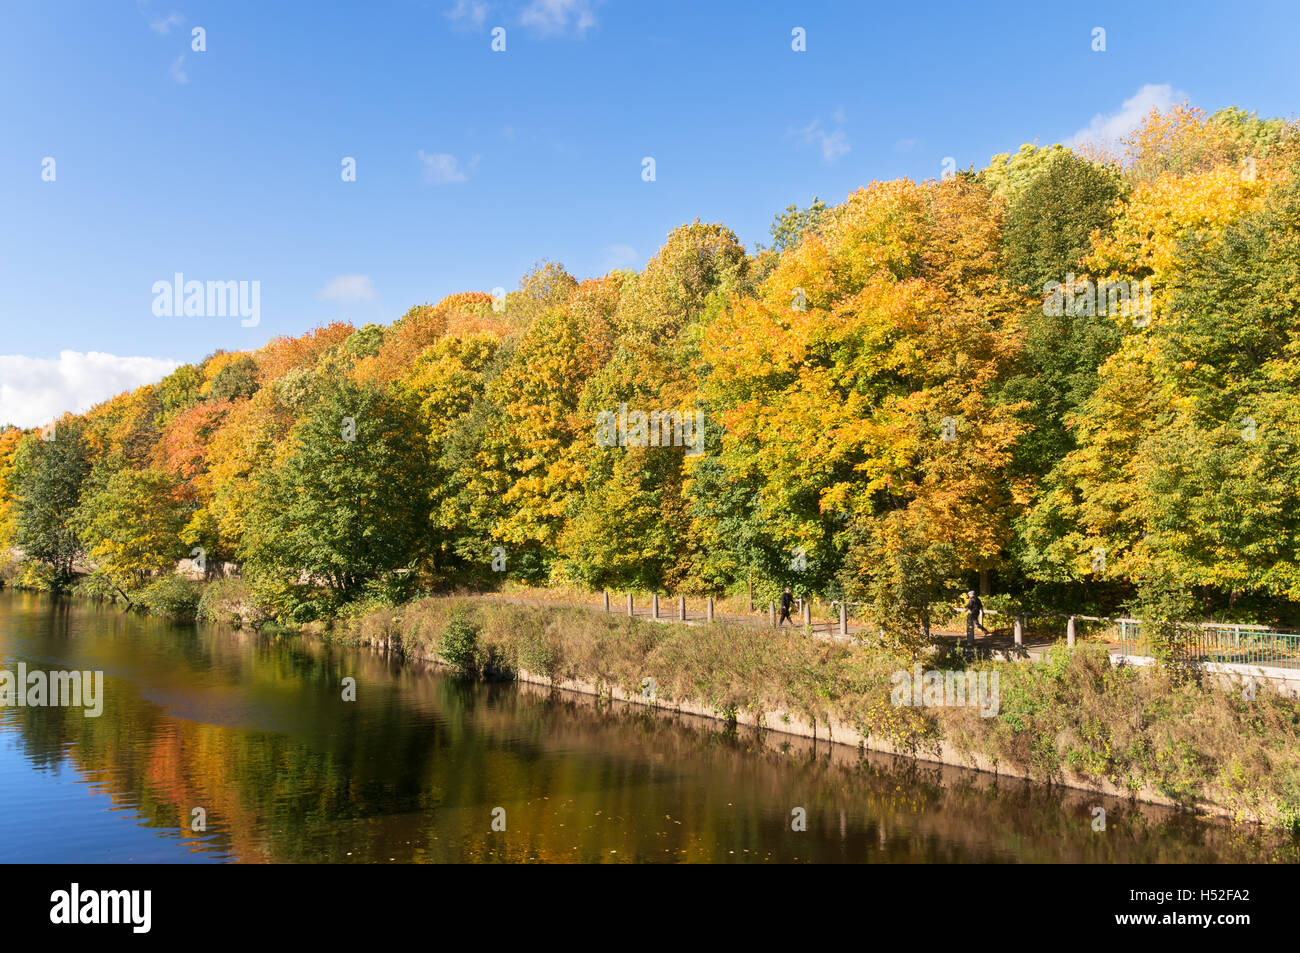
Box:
137;575;202;621
245;576;332;625
438;608;482;676
12;561;56;591
196;578;266;628
71;572;123;602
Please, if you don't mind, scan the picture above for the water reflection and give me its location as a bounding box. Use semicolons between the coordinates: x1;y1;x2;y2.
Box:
0;589;1295;863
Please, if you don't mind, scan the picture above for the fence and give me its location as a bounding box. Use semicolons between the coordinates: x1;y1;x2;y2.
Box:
598;592;1300;667
1117;619;1300;671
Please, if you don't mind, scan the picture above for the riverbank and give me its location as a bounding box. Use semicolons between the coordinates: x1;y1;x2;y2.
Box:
7;561;1300;830
314;594;1300;830
9;586;1293;864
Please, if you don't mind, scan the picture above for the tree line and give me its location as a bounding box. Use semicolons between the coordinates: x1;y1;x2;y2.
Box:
3;104;1299;633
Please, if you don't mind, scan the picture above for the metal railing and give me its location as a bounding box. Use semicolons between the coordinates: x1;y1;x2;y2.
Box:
596;591;1300;668
1117;619;1300;670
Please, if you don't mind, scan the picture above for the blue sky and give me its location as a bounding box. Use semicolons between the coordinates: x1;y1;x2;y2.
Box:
2;0;1298;426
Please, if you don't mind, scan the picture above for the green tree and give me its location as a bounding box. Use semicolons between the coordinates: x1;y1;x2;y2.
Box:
73;468;188;595
1001;151;1126;291
241;378;433;617
154;364;204;426
844;512;960;654
1138;167;1300;606
562;223;748;591
764;196;828;253
978;142;1073;204
999;151;1127;494
343;323;386;359
11;420;90;588
208;354;260;402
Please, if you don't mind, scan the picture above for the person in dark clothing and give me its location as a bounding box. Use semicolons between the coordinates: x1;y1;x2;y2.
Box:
965;590;989;645
778;587;794;627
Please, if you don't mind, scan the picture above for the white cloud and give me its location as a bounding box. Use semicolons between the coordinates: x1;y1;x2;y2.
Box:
1066;83;1184;151
317;274;376;302
795;119;850;162
446;0;488;29
602;244;638;271
169;54;188;84
818;128;850;162
0;351;180;429
520;0;596;36
149;12;185;34
418;150;470;184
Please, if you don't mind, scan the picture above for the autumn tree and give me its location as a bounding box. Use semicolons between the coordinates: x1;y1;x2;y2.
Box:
398;331;504;579
701;177;1027;626
73;468;188;595
1134;166;1300;609
0;427;25;550
562;223;748;592
1019;107;1285;593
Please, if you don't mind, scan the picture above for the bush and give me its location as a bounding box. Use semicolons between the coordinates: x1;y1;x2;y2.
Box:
244;576;334;625
71;572;123;602
12;561;56;591
438;608;482;676
137;575;202;621
196;578;266;628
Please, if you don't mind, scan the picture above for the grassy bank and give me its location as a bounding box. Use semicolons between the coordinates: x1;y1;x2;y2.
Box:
319;595;1300;830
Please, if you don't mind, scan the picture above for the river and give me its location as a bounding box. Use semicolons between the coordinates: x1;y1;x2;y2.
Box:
1;589;1295;863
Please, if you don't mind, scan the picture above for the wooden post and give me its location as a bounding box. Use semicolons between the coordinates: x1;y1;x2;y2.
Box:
603;591;610;612
769;601;775;626
678;595;686;621
839;602;848;637
627;593;633;617
802;602;812;628
1067;616;1076;648
651;593;659;620
707;597;714;623
1014;615;1024;648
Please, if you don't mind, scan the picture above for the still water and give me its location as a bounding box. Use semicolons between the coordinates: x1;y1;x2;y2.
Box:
1;589;1295;863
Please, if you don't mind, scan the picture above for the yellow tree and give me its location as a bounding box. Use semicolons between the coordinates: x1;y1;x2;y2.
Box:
700;177;1026;627
560;225;749;591
0;426;23;550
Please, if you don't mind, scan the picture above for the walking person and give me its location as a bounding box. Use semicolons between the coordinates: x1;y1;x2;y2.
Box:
778;587;794;627
964;590;989;647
